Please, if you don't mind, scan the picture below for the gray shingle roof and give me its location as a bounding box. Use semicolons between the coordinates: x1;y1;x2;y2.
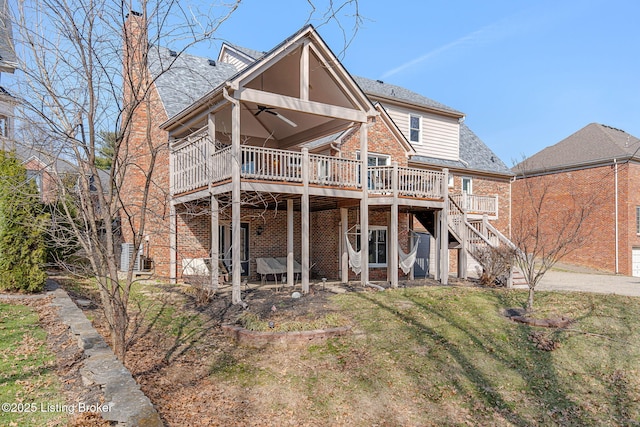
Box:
148;46;239;118
411;123;513;176
353;76;462;116
513;123;640;174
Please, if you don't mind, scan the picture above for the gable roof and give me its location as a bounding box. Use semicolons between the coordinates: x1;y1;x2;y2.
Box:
148;46;239;118
410;123;513;176
514;123;640;175
217;42;264;67
161;25;377;130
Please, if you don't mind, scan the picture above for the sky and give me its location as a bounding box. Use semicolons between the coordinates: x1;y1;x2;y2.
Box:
195;0;640;166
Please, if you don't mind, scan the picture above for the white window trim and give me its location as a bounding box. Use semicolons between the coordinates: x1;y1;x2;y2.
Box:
462;176;473;194
409;114;422;144
448;174;454;188
356;225;388;267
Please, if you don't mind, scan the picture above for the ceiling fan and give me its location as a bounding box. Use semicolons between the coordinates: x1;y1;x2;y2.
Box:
253;105;298;128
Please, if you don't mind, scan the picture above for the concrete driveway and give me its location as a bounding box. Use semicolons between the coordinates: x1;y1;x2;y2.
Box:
536;269;640;297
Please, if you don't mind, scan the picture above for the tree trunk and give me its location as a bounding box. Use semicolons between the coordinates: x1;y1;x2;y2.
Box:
527;287;535;312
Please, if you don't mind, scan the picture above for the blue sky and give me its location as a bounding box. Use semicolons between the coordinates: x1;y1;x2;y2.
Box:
201;0;640;166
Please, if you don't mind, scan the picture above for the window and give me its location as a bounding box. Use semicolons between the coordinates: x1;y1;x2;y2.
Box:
409;114;421;143
356;226;387;267
462;177;473;194
0;115;8;138
636;207;640;234
26;170;42;193
356;152;391;189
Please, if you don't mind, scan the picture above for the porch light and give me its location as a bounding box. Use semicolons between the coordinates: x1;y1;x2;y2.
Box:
256;225;264;236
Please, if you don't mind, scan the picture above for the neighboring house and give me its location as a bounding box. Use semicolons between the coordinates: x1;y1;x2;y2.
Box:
512;123;640;276
0;0;17;149
121;13;514;291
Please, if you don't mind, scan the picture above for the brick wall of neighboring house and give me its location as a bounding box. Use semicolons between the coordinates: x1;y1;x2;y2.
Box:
23;159;57;204
340;118;409;166
512;164;617;274
621;162;640;275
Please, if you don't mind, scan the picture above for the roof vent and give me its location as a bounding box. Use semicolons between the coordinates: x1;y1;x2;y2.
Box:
208;59;216;66
376;79;384;84
169;50;177;57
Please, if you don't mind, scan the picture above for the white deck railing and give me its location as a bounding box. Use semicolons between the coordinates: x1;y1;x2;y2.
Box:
309;153;361;188
368;165;445;199
172;129;212;194
450;193;498;216
172;135;445;199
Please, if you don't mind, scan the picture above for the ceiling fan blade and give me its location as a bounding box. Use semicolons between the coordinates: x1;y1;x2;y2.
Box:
274;112;298;127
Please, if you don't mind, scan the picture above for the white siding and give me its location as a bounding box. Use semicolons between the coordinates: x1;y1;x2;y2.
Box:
220;50;252;71
383;103;460;161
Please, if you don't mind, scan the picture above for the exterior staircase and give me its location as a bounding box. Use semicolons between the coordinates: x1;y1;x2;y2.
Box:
447;197;528;288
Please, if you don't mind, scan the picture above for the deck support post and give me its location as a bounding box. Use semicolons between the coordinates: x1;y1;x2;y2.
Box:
390;162;399;288
228;90;242;304
169;201;177;284
210;194;219;290
360;123;369;287
287;198;294;288
341;207;349;283
301;148;310;293
440;168;449;285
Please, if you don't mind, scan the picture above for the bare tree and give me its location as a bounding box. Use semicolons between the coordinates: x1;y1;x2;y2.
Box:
13;0;362;361
511;167;602;311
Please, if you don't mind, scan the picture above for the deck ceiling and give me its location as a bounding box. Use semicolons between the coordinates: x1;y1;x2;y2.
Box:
211;44;364;148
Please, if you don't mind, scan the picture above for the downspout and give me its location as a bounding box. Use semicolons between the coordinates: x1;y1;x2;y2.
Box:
614;158;619;274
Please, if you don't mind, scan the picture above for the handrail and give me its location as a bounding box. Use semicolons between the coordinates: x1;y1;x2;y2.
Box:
451;193;498;216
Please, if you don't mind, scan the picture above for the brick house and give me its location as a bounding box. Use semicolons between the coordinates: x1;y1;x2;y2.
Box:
512;123;640;276
122;13;514;300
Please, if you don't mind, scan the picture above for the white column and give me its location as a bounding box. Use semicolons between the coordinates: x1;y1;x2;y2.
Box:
231;97;242;304
440;168;449;285
287;198;294;288
360;123;369;287
341;207;349;283
409;213;415;281
434;211;441;281
210;194;219;290
169;202;177;284
390;161;399;288
301;148;310;293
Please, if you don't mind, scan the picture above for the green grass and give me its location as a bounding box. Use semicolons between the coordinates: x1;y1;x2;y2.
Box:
208;287;640;426
0;303;68;426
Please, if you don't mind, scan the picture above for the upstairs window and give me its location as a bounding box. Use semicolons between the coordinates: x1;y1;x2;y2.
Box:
409;114;421;143
0;115;9;137
462;177;473;194
636;207;640;234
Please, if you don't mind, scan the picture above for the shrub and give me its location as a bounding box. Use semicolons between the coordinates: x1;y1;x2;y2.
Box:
472;244;516;287
0;151;48;292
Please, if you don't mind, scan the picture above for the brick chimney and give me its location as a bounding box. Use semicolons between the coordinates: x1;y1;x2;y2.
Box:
123;10;149;101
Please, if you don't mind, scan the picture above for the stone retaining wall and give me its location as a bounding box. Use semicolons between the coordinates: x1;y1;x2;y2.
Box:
49;287;163;426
